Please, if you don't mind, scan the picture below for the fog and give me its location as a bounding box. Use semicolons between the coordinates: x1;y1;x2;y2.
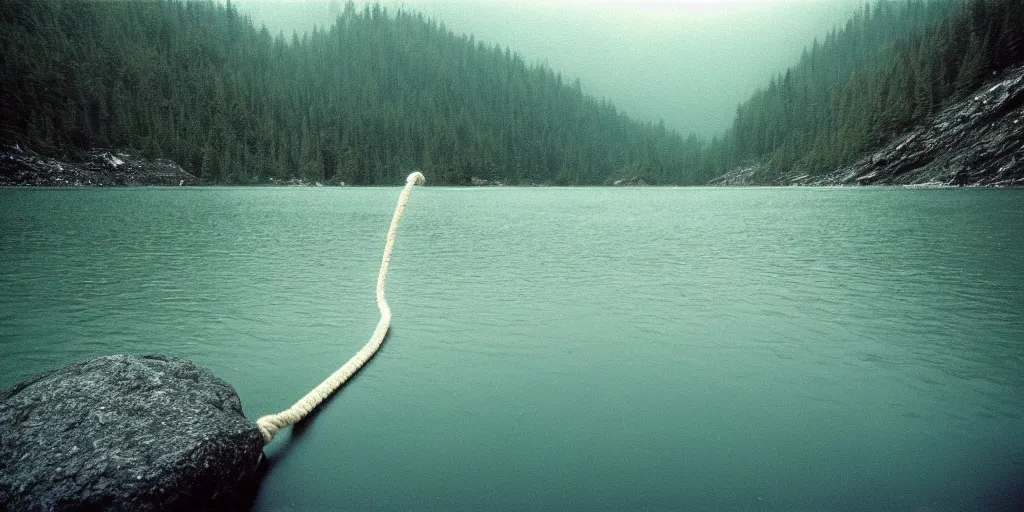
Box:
237;0;862;136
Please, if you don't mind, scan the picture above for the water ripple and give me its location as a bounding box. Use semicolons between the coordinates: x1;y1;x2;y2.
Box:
1;187;1022;511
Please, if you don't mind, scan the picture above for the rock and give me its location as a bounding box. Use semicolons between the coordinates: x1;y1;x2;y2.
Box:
0;144;200;187
610;176;649;187
831;66;1024;186
707;164;765;186
712;64;1024;187
469;176;505;186
0;355;263;511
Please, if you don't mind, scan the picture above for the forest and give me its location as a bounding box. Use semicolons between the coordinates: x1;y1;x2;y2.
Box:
722;0;1024;180
1;0;1022;185
0;0;701;185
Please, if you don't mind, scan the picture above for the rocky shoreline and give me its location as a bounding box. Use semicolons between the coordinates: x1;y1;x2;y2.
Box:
711;64;1024;188
6;65;1023;189
0;144;200;187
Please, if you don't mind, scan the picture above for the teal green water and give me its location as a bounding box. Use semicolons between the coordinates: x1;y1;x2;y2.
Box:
1;187;1022;511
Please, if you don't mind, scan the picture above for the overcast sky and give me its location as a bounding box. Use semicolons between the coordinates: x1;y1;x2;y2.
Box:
237;0;862;137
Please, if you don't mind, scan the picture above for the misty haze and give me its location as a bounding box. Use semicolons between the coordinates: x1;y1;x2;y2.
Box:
240;0;865;136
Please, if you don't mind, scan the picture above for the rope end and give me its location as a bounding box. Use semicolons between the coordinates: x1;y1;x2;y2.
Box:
407;172;426;186
256;416;278;445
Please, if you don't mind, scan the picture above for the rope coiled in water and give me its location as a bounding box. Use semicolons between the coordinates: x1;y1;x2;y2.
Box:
256;172;426;444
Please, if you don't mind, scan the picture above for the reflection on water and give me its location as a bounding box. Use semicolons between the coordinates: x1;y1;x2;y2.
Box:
1;187;1022;511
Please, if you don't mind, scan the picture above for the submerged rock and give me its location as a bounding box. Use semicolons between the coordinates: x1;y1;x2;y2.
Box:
0;354;263;511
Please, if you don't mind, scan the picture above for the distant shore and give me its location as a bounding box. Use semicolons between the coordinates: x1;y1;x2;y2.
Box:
710;66;1024;189
0;144;199;187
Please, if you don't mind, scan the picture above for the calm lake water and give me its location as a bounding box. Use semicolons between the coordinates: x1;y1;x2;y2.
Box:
1;187;1022;511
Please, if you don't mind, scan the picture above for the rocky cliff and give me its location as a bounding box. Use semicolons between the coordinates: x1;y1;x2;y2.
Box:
711;65;1024;187
0;145;199;187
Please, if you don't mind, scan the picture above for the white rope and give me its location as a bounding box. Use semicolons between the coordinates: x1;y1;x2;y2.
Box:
256;172;426;444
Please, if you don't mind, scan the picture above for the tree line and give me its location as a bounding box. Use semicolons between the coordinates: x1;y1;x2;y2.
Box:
718;0;1024;179
0;0;702;185
1;0;1021;185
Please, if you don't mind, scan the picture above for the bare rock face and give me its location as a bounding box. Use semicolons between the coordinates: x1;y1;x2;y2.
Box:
0;355;263;511
710;64;1024;187
0;145;200;187
835;65;1024;187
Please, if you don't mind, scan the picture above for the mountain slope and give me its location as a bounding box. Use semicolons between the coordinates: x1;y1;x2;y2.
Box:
708;0;1024;185
712;63;1024;186
0;0;704;186
836;64;1024;187
3;0;1021;187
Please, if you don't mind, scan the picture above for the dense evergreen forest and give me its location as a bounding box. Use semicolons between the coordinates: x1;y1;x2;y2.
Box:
720;0;1024;179
0;0;702;185
1;0;1022;185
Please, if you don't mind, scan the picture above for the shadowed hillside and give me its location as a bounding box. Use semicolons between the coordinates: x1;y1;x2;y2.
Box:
0;0;704;185
1;0;1021;186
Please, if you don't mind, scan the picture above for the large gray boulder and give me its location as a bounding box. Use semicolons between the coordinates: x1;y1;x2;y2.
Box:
0;355;264;511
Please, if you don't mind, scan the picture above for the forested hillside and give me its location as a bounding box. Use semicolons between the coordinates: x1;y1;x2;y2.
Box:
0;0;703;185
2;0;1021;186
714;0;1024;181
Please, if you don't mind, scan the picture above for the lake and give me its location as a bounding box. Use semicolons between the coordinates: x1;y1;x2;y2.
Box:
1;187;1022;511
